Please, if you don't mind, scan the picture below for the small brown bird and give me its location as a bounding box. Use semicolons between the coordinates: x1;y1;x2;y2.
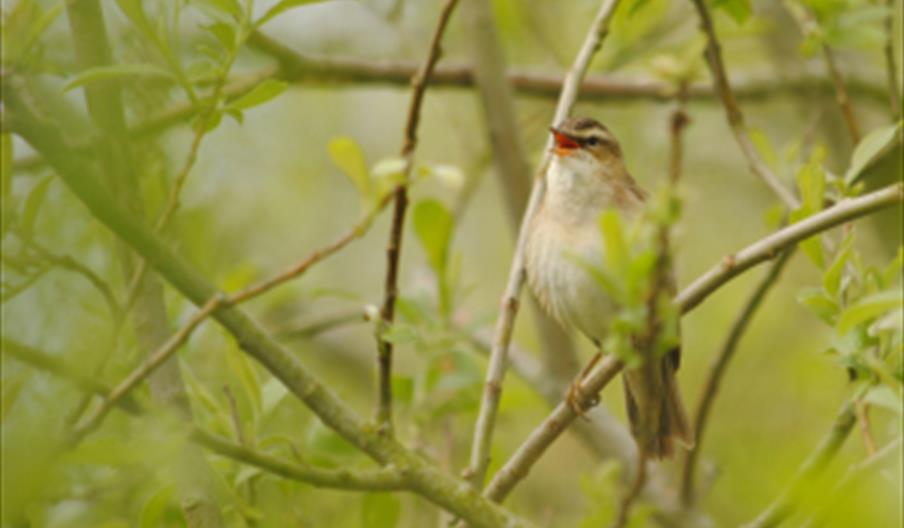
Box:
525;116;692;458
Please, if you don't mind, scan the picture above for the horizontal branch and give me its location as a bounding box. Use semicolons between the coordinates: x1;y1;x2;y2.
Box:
191;428;409;491
676;184;903;313
248;31;887;104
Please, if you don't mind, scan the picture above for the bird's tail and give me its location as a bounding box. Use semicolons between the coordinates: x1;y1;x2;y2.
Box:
623;347;693;459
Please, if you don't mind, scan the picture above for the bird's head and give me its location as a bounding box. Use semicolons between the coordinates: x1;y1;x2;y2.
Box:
549;117;623;168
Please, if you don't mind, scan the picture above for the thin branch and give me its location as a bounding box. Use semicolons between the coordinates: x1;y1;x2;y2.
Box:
679;248;794;505
853;398;877;455
741;399;858;528
19;237;121;321
784;1;860;142
275;309;368;340
70;295;225;443
688;0;800;208
466;0;624;490
374;0;461;434
483;355;625;503
884;0;902;118
229;197;391;305
675;183;903;314
191;427;409;491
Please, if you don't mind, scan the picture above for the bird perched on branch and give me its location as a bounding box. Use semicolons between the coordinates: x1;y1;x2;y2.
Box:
525;116;692;459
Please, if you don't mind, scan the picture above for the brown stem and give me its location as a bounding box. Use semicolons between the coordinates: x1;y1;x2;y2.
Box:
688;0;799;208
374;0;461;434
854;399;877;455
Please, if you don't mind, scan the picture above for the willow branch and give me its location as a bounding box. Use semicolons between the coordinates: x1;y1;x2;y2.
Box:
229;197;391;305
483;355;625;503
679;248;794;505
191;427;409;491
784;1;860;142
742;400;858;528
688;0;799;208
70;295;225;443
374;0;460;433
6;75;528;528
465;0;623;490
675;183;903;314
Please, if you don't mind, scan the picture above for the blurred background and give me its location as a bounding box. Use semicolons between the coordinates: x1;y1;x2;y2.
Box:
2;0;902;526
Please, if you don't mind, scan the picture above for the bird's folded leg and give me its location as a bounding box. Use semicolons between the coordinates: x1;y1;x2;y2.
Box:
566;350;603;419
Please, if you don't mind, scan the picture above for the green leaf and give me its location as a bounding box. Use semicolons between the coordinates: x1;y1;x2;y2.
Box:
863;385;902;415
823;230;854;297
21;176;53;235
361;493;401;528
413;200;454;275
844;122;903;184
797;288;839;324
139;485;177;528
63;64;175;92
1;134;13;237
328;137;371;203
836;290;904;334
226;79;288;111
256;0;328;27
225;346;261;417
260;377;289;419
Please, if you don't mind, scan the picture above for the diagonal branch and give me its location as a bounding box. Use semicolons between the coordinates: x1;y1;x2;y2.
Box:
479;183;901;505
675;183;902;313
465;0;624;490
375;0;460;434
191;428;409;491
688;0;800;209
70;295;225;443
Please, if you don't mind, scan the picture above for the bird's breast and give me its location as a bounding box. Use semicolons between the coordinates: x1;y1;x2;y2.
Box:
525;210;614;341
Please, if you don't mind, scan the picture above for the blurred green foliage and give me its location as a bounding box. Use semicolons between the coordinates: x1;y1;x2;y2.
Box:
2;0;902;527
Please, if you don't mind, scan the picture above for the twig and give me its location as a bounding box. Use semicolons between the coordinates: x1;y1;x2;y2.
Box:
679;248;794;505
19;237;121;321
229;198;391;305
854;399;877;455
374;0;461;434
466;0;624;490
276;309;368;340
69;295;225;443
191;427;409;491
688;0;800;209
675;183;903;313
884;0;902;118
223;385;248;446
483;355;625;502
783;0;860;142
741;399;858;528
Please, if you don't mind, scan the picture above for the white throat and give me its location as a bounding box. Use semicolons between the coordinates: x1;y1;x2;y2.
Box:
545;154;619;225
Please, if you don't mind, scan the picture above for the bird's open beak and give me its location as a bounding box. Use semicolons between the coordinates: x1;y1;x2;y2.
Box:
550;127;580;157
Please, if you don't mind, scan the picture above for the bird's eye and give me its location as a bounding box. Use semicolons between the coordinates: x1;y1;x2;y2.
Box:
585;137;600;146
